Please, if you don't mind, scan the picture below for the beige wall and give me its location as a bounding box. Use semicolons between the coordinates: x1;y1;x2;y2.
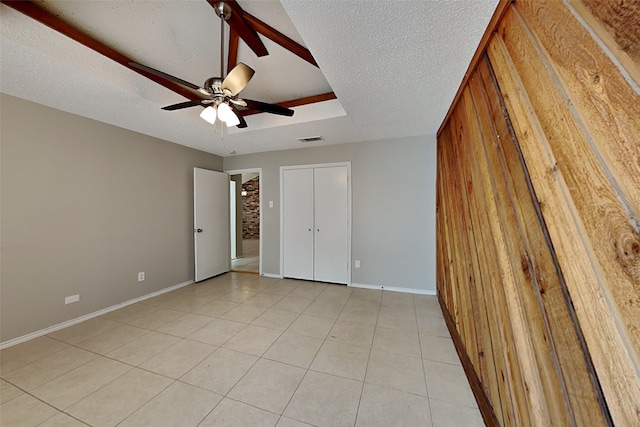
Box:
1;94;222;342
223;136;437;292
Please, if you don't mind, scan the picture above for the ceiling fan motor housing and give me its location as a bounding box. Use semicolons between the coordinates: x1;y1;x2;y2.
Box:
204;77;224;95
126;0;294;127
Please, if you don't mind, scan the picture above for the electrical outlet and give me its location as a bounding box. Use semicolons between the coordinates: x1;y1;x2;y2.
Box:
138;272;145;282
355;260;361;268
65;294;80;305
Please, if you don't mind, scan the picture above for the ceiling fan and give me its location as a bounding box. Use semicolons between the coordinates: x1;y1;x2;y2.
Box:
129;1;294;129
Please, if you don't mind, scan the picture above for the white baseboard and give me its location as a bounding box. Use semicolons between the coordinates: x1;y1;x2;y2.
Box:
349;282;436;295
261;273;283;279
0;280;194;350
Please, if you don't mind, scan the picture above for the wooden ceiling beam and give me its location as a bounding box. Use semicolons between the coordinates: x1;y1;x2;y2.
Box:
3;0;335;113
241;92;337;116
1;0;198;100
243;12;318;67
208;0;268;57
227;27;240;73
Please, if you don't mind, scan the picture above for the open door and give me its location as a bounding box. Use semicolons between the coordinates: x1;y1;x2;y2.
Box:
194;168;230;282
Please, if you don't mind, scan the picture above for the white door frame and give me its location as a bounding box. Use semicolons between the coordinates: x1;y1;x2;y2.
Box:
280;162;352;284
224;168;263;276
230;180;237;260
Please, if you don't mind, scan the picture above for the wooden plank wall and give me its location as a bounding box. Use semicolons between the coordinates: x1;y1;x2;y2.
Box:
436;0;640;425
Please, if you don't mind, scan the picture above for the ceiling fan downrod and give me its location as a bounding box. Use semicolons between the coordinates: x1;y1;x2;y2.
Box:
127;0;294;129
214;2;232;78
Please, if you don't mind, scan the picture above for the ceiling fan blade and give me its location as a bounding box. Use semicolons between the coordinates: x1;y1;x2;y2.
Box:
229;97;247;108
236;111;247;129
129;62;203;93
228;104;248;128
222;63;255;96
161;100;204;111
243;99;295;117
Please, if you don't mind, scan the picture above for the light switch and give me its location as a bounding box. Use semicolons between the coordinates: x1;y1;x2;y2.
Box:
269;201;274;208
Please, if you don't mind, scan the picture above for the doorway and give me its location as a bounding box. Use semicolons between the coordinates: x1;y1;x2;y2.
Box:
228;169;262;274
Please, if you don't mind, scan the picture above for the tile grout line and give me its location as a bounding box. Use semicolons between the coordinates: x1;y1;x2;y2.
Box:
23;283;265;423
118;275;289;426
415;293;436;427
2;348;139;427
3;277;462;426
0;376;90;426
352;288;383;427
0;273;272;426
188;280;335;422
276;284;351;425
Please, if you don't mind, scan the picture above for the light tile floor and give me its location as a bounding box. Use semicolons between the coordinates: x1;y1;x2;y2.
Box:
231;239;259;273
0;273;484;427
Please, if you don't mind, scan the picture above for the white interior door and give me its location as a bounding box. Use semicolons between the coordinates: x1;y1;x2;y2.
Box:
283;168;314;280
314;166;348;284
230;180;236;260
194;168;230;282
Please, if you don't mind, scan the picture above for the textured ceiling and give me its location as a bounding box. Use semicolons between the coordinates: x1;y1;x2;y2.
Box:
0;0;498;157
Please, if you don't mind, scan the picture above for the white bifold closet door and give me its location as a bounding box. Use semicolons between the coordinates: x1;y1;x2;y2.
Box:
283;168;315;280
283;166;348;284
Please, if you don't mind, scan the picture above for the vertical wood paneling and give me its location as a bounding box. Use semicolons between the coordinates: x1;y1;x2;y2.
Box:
469;71;553;426
502;1;639;423
449;100;486;377
468;61;525;427
513;1;640;341
483;14;610;421
437;0;638;424
571;0;640;85
456;86;503;422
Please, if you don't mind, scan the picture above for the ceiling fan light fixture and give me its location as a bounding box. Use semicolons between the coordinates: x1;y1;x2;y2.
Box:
217;102;237;124
200;106;217;124
224;112;240;127
128;0;293;130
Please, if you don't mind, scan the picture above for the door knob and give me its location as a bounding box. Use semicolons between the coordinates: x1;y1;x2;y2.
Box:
195;228;203;233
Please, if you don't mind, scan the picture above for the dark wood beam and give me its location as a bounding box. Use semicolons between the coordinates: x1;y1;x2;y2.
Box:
208;0;268;57
227;27;240;73
4;0;335;114
243;12;318;67
1;0;198;100
242;92;337;116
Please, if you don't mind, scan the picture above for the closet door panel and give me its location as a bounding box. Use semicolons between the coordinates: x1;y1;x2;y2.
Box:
283;168;314;280
314;166;348;284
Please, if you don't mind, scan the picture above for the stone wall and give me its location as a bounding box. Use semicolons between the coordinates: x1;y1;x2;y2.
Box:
242;177;260;239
